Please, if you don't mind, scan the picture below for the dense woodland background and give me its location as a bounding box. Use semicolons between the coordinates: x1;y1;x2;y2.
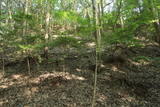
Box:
0;0;160;107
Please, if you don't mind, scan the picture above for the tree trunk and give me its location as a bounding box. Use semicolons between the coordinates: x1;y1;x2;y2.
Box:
113;0;123;30
92;0;97;39
91;0;102;107
100;0;104;31
27;56;31;75
2;53;5;75
44;1;51;59
153;21;160;44
150;0;160;44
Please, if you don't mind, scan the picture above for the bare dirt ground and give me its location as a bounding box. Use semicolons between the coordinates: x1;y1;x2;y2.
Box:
0;44;160;107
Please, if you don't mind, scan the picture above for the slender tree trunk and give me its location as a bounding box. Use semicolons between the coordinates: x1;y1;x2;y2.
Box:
22;0;29;38
153;22;160;44
120;15;124;28
92;0;97;39
39;0;43;28
5;0;12;26
0;0;1;16
151;0;160;44
91;51;98;107
113;0;123;30
100;0;104;31
2;52;5;75
91;0;97;106
27;56;31;75
91;0;102;107
44;1;50;59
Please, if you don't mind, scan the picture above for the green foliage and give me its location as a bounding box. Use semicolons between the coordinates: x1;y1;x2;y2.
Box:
54;11;78;24
53;10;92;36
133;56;160;62
103;13;116;27
24;34;44;44
1;0;160;66
102;27;137;45
18;43;43;51
151;57;160;61
0;47;2;55
48;36;84;48
133;56;151;62
13;11;40;31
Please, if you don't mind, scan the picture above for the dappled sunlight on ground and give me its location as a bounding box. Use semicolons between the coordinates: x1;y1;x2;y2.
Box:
0;100;8;106
0;69;90;106
0;85;8;89
97;93;108;102
117;91;136;103
0;43;160;106
11;74;23;80
85;42;96;48
0;71;5;78
0;74;29;89
128;59;151;66
37;71;86;81
111;65;118;71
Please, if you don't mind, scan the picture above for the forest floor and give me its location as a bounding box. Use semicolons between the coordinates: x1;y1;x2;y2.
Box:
0;42;160;107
